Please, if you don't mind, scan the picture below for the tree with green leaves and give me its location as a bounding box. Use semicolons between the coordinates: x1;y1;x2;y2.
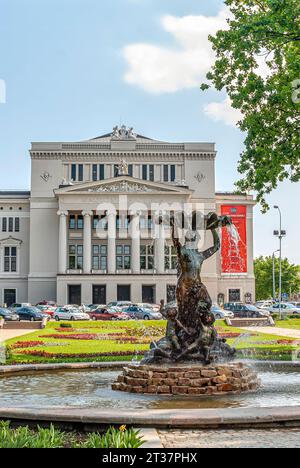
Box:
254;256;300;300
202;0;300;210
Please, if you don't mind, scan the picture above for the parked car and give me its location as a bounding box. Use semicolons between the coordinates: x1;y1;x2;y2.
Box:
290;302;300;309
54;307;90;321
107;301;133;309
136;303;161;313
36;305;56;318
89;307;130;321
87;304;107;312
36;301;57;307
255;300;275;311
269;303;300;315
10;303;31;310
224;303;269;318
0;308;19;322
124;306;163;320
211;305;234;320
16;306;49;322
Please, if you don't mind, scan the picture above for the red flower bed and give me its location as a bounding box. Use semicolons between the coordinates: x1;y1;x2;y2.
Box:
277;339;300;345
16;350;145;358
10;341;44;349
42;334;99;340
218;333;241;339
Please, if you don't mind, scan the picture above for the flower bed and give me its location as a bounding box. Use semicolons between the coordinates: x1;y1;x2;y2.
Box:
10;341;44;349
15;349;145;358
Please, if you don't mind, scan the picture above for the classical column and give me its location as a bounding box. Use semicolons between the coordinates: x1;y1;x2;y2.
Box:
57;211;68;274
107;211;116;274
82;210;93;274
155;223;165;274
131;213;140;274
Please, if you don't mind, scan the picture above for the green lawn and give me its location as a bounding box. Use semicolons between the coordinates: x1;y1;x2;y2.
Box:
274;318;300;330
2;320;299;365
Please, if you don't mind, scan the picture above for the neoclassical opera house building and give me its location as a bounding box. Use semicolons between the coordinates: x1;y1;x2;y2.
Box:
0;126;255;307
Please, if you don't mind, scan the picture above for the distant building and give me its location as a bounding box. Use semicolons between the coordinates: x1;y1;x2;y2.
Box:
0;127;255;306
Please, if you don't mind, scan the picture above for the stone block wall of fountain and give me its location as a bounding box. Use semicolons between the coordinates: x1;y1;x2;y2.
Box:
112;363;260;396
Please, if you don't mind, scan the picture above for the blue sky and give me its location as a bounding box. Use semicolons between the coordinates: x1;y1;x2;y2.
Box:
0;0;298;266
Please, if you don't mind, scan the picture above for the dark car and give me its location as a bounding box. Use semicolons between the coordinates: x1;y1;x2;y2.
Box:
0;308;19;322
16;306;49;322
224;303;268;318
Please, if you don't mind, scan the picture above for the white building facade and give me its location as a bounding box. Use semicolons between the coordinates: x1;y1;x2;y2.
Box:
0;127;255;307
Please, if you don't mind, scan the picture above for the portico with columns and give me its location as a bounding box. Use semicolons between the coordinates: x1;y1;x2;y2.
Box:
55;176;193;305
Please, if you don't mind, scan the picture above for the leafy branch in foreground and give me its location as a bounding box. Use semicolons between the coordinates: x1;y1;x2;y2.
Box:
202;0;300;210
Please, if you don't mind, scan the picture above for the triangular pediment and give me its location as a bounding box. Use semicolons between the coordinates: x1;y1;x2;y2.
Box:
55;176;193;196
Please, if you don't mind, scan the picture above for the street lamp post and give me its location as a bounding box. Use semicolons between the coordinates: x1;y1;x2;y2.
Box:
273;206;286;320
272;249;280;300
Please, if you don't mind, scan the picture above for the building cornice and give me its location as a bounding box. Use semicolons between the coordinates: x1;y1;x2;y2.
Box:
30;152;216;162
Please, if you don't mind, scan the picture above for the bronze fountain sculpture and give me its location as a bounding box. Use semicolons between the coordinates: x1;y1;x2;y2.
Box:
113;212;260;396
142;212;236;365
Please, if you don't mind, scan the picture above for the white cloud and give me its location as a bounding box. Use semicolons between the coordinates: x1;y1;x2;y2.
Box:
0;80;6;104
204;97;243;127
123;7;231;94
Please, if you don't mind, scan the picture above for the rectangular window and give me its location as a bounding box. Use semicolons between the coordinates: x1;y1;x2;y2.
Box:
149;165;154;181
92;165;98;181
116;245;131;270
78;164;84;182
77;215;83;230
92;244;107;271
2;218;7;232
164;165;169;182
142;165;147;180
15;218;20;232
170;165;176;182
8;218;13;233
165;245;177;271
69;215;76;230
99;164;105;180
128;165;133;177
71;164;77;181
140;245;155;271
4;246;17;273
114;165;119;177
69;244;83;270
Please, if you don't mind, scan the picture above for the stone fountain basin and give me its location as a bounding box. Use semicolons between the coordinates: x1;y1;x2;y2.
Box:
112;362;260;396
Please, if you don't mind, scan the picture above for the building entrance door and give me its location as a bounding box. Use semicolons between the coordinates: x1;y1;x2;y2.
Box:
93;285;106;305
3;289;16;307
68;285;82;305
117;285;131;302
142;285;155;304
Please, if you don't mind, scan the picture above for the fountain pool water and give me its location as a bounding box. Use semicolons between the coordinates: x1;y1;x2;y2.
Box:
1;362;300;410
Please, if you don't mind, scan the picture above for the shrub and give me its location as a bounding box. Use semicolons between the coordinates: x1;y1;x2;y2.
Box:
0;422;144;449
81;426;144;449
0;421;66;449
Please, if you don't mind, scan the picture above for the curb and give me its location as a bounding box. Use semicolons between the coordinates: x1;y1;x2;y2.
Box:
1;406;300;429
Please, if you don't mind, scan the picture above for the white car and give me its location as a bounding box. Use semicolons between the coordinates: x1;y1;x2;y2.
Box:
211;305;234;320
54;307;90;321
255;300;275;310
107;301;133;308
269;303;300;315
136;303;161;313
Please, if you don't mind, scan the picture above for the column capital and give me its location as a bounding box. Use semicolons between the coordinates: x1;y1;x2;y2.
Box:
57;210;68;217
82;210;93;217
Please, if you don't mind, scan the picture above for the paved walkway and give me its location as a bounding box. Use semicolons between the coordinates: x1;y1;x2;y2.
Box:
241;326;300;339
0;329;32;343
159;429;300;448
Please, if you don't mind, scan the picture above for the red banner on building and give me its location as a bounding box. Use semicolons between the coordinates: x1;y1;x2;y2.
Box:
221;205;248;274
